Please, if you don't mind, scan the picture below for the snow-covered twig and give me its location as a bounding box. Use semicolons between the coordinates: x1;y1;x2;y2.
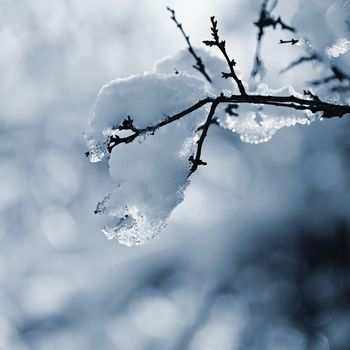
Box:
104;92;350;168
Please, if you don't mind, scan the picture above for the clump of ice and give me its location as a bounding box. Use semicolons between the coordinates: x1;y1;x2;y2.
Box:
102;208;168;247
326;38;350;58
85;72;209;246
220;84;318;144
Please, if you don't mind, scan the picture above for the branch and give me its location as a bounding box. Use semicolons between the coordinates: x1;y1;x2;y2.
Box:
167;7;212;83
103;93;350;159
203;16;246;95
251;41;266;80
330;84;350;93
216;94;350;118
273;17;295;32
279;39;299;45
280;50;350;88
310;65;350;86
104;97;213;153
196;116;220;131
277;26;350;89
225;103;239;116
251;0;295;79
280;53;319;73
189;102;218;175
89;13;350;178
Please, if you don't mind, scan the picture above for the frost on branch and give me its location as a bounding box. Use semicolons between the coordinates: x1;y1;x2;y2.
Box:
220;84;319;144
85;72;209;246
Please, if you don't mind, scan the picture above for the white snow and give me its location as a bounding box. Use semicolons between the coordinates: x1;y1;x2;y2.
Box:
86;51;324;246
85;71;210;246
326;38;350;58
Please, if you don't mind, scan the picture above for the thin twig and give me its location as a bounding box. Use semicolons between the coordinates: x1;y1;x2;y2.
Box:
280;53;319;73
310;65;350;86
167;7;212;83
279;39;299;45
251;0;295;79
196;117;220;131
203;17;246;95
277;26;350;89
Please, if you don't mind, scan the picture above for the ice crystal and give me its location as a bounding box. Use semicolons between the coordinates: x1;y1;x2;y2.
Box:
83;133;106;163
326;38;350;58
101;207;167;247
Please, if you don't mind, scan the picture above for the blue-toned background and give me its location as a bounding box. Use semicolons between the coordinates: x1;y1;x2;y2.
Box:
1;1;350;349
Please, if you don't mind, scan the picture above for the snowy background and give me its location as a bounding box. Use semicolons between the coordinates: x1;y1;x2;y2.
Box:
1;0;350;349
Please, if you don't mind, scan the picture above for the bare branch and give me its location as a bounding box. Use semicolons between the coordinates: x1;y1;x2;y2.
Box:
310;65;350;87
280;54;319;74
197;117;220;131
104;97;213;154
102;93;350;160
251;40;266;80
189;102;218;175
330;84;350;93
279;39;299;45
203;16;246;95
217;94;350;119
167;7;212;83
225;103;239;116
251;0;295;79
277;23;350;89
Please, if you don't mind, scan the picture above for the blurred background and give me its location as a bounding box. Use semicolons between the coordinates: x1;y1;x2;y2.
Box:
1;0;350;349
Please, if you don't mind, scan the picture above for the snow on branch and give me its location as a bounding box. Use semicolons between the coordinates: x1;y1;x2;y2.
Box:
85;9;350;247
